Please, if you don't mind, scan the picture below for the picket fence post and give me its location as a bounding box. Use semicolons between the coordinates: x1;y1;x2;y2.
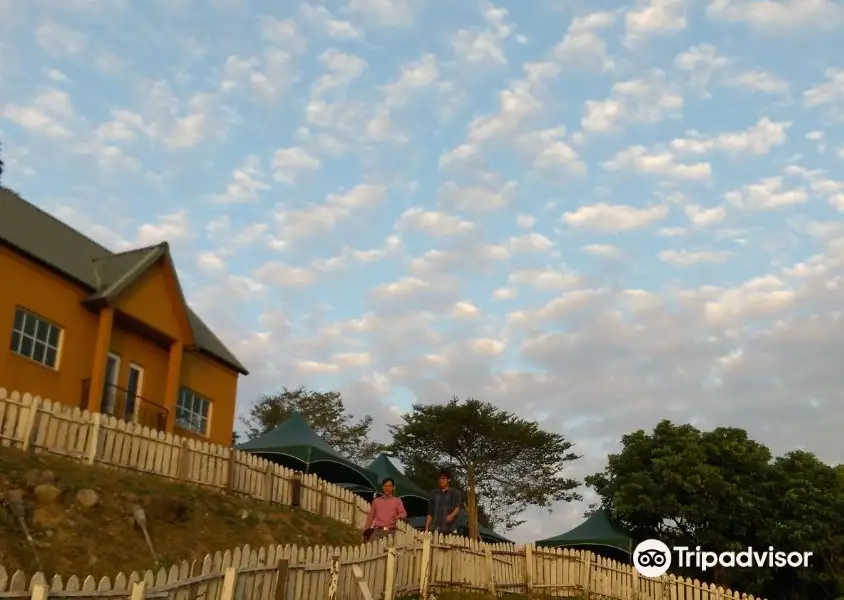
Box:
86;412;101;464
384;547;397;600
130;581;146;600
20;396;41;451
524;544;534;594
219;567;237;600
582;550;592;596
30;582;48;600
485;546;496;594
327;554;341;600
419;534;432;600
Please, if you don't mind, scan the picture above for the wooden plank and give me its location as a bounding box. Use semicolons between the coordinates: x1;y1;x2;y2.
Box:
272;560;289;600
129;582;145;600
419;536;432;600
326;555;340;600
350;566;373;600
383;547;396;600
485;547;496;594
218;567;236;600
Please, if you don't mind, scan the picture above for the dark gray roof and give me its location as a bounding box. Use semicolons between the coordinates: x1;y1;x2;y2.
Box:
0;187;249;375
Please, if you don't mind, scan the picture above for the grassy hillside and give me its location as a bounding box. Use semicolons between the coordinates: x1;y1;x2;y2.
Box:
0;445;362;578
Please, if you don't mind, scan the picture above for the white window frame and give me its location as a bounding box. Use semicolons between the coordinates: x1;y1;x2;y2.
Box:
10;307;63;369
176;388;211;436
126;363;145;422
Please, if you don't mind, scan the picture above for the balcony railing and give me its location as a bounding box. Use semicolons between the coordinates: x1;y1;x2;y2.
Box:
80;379;169;431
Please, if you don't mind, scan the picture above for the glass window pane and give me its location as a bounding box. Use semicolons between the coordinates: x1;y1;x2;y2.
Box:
22;314;36;335
45;347;57;368
19;335;33;357
32;341;46;364
200;417;207;434
13;308;24;331
10;330;21;352
47;326;60;347
200;399;209;417
35;320;49;342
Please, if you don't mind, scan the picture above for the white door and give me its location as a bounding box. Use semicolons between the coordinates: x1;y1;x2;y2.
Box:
102;353;120;415
125;364;144;422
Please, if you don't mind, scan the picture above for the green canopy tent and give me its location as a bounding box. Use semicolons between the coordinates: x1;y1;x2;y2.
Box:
238;411;380;491
366;454;430;517
535;509;633;562
407;511;512;544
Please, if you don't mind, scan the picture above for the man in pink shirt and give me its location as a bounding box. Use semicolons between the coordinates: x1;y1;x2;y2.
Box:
364;478;407;542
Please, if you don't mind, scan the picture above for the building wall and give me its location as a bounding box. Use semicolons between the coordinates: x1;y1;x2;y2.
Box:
114;261;184;341
180;349;239;446
0;245;98;406
108;325;170;408
0;245;241;447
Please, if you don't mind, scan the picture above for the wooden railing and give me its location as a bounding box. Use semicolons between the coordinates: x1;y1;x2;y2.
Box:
0;531;768;600
0;387;411;534
79;379;168;432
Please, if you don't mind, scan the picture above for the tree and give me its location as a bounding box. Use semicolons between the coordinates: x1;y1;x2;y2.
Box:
586;420;772;552
242;387;382;464
587;420;844;599
401;455;493;529
387;396;581;540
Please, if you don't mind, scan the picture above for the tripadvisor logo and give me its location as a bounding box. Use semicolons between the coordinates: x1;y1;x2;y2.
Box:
633;539;813;578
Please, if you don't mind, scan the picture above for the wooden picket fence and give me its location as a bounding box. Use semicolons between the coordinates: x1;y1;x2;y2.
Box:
0;530;767;600
0;387;767;600
0;388;415;536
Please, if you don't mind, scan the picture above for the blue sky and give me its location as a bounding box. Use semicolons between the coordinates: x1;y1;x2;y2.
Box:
2;0;843;542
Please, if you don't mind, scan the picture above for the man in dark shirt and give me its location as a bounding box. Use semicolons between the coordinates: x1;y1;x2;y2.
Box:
425;469;462;534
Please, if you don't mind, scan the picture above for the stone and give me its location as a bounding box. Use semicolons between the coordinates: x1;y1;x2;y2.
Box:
32;505;64;528
239;509;250;520
76;489;99;508
142;496;190;523
4;488;25;505
33;484;61;505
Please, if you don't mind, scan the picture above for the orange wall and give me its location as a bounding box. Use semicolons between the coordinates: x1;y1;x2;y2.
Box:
114;262;183;340
0;246;241;448
0;246;98;405
180;349;239;446
108;326;170;407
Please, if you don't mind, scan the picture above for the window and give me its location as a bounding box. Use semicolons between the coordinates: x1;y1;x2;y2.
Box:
10;307;62;369
177;388;210;435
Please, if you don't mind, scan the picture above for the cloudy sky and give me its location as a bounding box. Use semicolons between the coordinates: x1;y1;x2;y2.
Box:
2;0;843;542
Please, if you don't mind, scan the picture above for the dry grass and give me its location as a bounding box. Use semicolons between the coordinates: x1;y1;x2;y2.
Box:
0;445;362;578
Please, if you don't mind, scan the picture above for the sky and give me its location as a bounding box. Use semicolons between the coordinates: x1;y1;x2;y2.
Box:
1;0;843;543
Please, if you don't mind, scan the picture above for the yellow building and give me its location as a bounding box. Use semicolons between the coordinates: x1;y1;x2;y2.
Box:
0;187;249;447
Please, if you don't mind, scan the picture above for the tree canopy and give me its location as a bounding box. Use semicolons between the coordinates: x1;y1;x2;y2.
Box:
401;455;493;529
387;396;581;539
243;387;382;464
587;419;844;599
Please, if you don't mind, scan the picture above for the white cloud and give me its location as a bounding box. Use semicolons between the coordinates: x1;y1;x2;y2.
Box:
582;70;684;133
451;4;513;66
725;177;807;209
725;69;790;94
395;207;475;236
564;203;670;231
35;22;88;56
670;118;791;156
625;0;687;45
659;248;733;265
299;4;362;39
552;10;617;70
603;146;712;180
707;0;843;32
211;156;271;203
271;146;322;184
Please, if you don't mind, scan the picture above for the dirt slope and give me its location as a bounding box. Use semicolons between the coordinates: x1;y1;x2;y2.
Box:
0;446;361;578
